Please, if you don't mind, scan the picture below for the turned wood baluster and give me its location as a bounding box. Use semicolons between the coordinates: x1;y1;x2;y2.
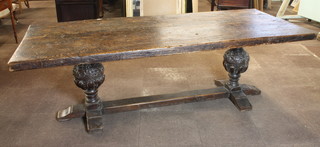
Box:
223;47;252;111
73;63;105;133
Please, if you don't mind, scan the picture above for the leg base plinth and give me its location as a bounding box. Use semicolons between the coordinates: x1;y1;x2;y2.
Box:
215;80;261;96
85;101;103;133
86;115;103;133
215;79;261;111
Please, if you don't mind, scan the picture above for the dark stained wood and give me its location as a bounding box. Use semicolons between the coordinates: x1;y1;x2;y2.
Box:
8;9;316;71
55;0;100;22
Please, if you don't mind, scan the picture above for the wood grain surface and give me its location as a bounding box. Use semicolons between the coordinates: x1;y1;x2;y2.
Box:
8;9;316;71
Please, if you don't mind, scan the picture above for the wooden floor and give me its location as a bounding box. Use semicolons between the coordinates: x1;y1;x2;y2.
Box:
1;0;320;146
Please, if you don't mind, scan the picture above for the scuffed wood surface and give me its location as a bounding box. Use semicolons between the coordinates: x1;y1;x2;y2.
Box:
8;9;316;71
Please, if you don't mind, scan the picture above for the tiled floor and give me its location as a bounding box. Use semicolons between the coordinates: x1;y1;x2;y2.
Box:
1;0;320;146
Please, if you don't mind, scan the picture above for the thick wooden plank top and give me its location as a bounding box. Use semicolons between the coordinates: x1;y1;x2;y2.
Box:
8;9;316;71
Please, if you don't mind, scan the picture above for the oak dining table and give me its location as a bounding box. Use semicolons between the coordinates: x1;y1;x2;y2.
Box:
8;9;317;133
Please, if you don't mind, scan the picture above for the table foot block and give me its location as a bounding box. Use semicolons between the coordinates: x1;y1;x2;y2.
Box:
229;91;252;111
56;105;85;121
241;84;261;95
86;112;103;133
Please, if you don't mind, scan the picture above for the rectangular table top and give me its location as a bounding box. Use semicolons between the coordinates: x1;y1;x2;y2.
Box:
8;9;317;71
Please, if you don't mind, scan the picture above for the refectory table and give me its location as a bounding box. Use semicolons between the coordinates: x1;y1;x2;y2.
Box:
8;9;317;133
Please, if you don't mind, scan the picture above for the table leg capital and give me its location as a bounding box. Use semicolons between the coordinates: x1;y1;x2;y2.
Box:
223;47;249;87
73;63;105;103
73;63;105;133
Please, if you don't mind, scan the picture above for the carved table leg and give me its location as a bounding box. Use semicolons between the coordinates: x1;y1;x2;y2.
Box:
57;63;105;133
215;48;261;111
56;48;262;133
